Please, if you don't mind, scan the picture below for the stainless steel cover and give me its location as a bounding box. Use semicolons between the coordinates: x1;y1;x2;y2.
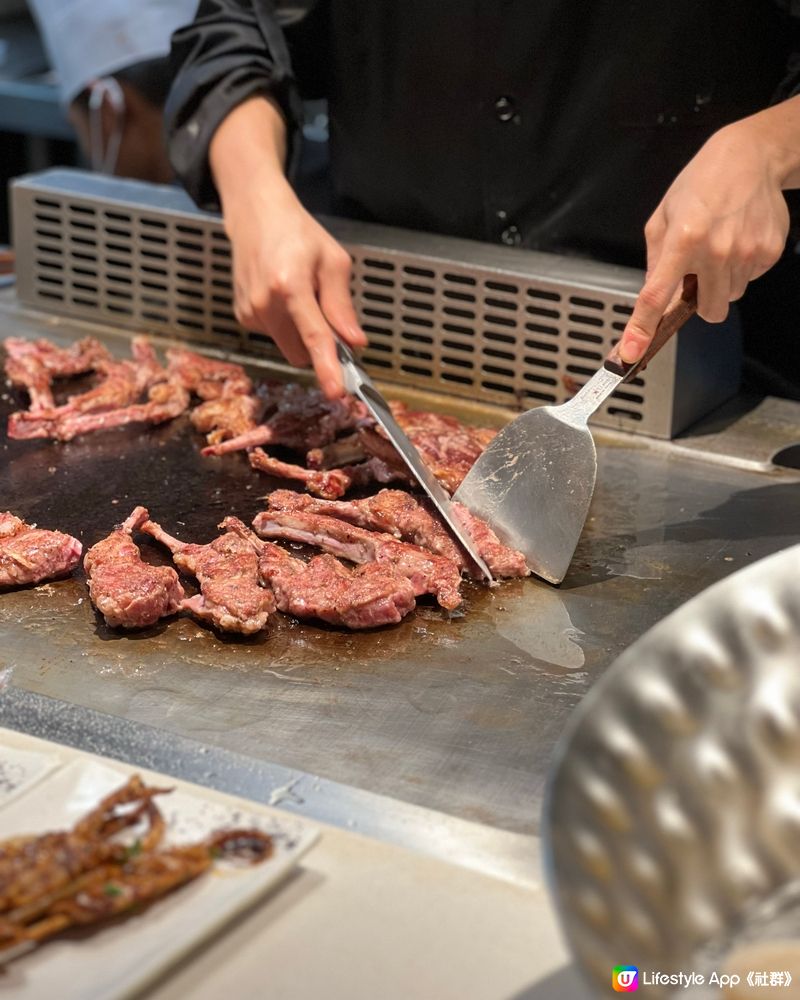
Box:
544;541;800;996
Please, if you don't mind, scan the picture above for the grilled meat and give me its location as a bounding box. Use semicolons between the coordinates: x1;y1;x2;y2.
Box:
0;512;82;588
141;516;275;634
0;775;168;920
3;337;111;412
203;386;365;456
265;490;529;579
358;402;497;495
451;503;530;578
223;519;416;629
259;546;416;629
190;391;261;446
166;347;253;399
84;507;185;628
249;450;353;500
7;337;177;442
253;508;463;610
0;776;271;956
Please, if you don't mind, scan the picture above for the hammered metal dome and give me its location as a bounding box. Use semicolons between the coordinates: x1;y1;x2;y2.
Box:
543;543;800;997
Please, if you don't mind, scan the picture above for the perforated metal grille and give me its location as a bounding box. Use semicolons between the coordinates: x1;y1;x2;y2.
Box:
13;170;742;439
353;255;644;425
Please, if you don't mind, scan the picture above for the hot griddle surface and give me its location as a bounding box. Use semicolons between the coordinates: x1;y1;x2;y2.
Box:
2;317;798;838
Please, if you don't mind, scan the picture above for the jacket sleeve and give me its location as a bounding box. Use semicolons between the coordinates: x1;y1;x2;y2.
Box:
165;0;304;210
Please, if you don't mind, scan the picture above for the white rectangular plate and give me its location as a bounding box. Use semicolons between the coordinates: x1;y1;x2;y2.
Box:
0;757;319;1000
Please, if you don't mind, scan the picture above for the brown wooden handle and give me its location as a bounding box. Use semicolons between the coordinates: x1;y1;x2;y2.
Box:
605;274;698;382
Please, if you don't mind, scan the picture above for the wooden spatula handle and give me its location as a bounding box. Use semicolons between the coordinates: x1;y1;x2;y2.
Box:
605;274;698;382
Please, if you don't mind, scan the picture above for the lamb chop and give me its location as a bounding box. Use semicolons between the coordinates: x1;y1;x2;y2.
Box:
190;390;261;447
265;489;529;578
249;450;353;500
3;336;111;411
9;379;189;442
0;512;82;588
166;347;253;399
140;516;275;634
222;519;415;628
84;507;185;629
252;508;463;610
202;386;365;456
357;402;497;495
8;337;171;441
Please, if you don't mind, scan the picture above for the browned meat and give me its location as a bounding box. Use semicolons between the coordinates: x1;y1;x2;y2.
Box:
166;347;253;399
7;336;175;442
141;516;275;634
253;508;463;610
306;432;367;470
0;776;271;956
358;402;497;495
249;450;353;499
258;544;417;629
0;512;82;588
3;337;111;411
452;502;530;578
18;829;269;946
84;507;185;628
265;489;529;579
0;775;167;919
203;386;365;455
190;391;261;446
9;379;189;442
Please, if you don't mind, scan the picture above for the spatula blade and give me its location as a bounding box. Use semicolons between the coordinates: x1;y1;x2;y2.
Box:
454;407;597;584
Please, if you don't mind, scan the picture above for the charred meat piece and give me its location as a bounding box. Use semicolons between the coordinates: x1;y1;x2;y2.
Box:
84;507;185;628
306;432;367;470
190;391;261;446
141;516;275;634
0;512;82;588
0;775;168;919
253;508;463;610
358;402;497;494
203;386;365;456
3;337;111;411
258;545;416;630
166;347;253;399
249;450;352;500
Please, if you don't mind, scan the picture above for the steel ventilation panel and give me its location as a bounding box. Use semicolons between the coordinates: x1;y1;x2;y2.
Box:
12;169;742;438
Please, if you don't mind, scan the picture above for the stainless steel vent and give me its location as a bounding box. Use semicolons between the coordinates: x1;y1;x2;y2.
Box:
12;169;741;438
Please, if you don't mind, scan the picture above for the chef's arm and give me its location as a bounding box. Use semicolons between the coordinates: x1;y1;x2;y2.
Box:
619;94;800;364
166;0;364;398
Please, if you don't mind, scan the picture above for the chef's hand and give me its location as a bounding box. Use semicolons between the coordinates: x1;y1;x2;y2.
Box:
210;97;366;399
619;96;800;365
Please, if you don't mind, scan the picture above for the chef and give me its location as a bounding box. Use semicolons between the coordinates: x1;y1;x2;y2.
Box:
166;2;800;398
28;0;199;181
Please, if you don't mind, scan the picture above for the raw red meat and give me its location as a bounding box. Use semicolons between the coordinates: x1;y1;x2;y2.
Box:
0;512;82;587
84;507;185;629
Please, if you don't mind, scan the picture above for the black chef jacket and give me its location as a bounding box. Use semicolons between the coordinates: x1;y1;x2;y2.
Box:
167;1;799;269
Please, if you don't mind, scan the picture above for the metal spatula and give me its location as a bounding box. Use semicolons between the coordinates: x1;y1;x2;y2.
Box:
454;276;698;584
